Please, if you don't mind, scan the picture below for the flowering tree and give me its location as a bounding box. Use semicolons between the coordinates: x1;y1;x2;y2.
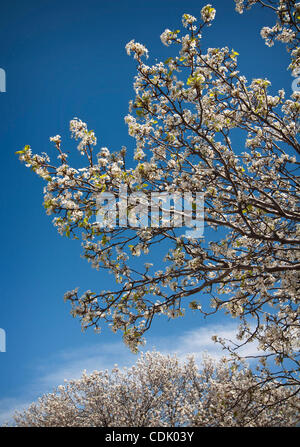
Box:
17;0;299;403
12;351;300;427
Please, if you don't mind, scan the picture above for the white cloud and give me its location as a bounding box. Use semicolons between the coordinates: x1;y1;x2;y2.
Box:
36;342;137;390
150;323;260;365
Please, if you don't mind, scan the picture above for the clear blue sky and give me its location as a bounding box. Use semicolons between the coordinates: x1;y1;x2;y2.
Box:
0;0;292;423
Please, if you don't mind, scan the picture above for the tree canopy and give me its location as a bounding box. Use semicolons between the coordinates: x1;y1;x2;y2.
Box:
12;351;300;427
17;0;300;408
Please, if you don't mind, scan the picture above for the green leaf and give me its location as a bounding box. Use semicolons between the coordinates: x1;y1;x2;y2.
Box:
136;109;145;117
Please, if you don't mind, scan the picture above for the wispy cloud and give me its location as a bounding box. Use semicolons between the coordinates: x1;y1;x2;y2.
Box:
0;322;260;425
36;342;137;391
152;323;259;364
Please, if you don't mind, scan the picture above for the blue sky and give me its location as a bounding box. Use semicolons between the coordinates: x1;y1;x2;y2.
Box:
0;0;293;424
